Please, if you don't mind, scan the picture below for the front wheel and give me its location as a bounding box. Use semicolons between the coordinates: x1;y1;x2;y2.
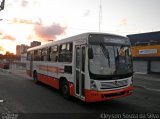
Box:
61;80;70;99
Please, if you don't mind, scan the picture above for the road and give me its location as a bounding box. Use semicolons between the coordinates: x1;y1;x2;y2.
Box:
0;71;160;118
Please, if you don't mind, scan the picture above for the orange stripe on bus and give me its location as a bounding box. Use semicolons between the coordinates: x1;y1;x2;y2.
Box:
47;66;58;73
58;68;64;73
39;65;48;71
39;65;63;74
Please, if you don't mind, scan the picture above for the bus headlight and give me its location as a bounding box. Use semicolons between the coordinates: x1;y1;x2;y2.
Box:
90;80;97;90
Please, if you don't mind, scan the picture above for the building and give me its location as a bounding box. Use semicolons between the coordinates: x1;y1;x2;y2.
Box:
30;41;41;48
16;45;21;56
127;31;160;74
21;44;29;54
16;42;40;62
16;44;29;63
16;44;29;55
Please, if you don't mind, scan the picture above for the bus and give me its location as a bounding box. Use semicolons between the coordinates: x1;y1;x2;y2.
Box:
26;32;134;102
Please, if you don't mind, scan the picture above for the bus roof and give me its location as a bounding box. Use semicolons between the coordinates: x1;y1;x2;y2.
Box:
27;32;127;52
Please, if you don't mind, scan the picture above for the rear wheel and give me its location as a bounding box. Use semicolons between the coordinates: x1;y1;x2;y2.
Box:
33;71;39;84
61;80;70;99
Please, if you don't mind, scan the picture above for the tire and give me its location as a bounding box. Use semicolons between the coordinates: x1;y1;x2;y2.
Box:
61;80;70;99
33;71;39;84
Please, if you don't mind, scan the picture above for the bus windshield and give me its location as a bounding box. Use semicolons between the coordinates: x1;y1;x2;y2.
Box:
89;44;132;76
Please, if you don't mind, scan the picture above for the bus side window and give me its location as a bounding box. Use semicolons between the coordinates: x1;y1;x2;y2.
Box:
48;47;51;61
59;44;66;62
42;48;48;61
58;43;72;62
50;45;58;62
34;50;38;61
37;49;42;61
30;51;34;61
66;43;72;62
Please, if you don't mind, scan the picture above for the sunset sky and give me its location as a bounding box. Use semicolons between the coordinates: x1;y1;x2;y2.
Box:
0;0;160;54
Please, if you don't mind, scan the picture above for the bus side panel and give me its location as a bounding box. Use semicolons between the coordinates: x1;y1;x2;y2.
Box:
38;62;48;77
38;73;59;89
47;62;58;80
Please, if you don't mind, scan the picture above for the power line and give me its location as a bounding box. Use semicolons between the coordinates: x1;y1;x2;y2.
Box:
99;0;102;32
67;26;160;34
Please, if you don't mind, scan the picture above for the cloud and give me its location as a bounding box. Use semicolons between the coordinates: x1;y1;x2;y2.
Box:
119;19;128;26
6;18;67;42
83;10;90;17
34;23;67;41
0;34;16;41
21;0;29;7
20;0;39;8
11;18;36;25
0;46;5;51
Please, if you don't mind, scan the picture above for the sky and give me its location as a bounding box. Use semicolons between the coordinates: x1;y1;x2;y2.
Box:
0;0;160;54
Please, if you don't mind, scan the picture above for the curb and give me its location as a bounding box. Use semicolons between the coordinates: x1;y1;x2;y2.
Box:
135;85;160;92
134;74;160;82
0;68;10;73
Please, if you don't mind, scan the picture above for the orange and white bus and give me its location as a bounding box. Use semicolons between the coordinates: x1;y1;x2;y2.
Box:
26;32;134;102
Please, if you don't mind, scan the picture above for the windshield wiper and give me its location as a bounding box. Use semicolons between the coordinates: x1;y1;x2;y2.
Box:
100;44;110;67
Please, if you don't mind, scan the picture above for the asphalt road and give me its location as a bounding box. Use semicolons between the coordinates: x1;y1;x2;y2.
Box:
0;71;160;118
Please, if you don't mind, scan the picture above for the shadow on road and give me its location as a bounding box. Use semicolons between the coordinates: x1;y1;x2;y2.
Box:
31;80;154;113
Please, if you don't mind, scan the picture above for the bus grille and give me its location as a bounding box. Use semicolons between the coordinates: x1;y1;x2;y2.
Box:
100;79;128;89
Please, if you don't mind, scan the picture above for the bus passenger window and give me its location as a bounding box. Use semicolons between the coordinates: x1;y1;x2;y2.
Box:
30;51;34;61
42;48;48;61
34;50;38;61
37;49;42;61
59;43;72;62
50;46;58;62
59;44;66;62
66;43;72;62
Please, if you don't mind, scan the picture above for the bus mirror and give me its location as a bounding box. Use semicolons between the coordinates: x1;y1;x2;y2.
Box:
88;48;93;59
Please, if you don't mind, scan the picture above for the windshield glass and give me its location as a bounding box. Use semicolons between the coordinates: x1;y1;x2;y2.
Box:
89;44;132;75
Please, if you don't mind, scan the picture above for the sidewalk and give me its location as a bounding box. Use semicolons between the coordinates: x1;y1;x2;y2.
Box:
0;68;30;79
133;73;160;92
134;73;160;82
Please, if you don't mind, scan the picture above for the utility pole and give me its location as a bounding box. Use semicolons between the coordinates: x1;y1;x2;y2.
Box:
0;0;5;11
99;0;102;32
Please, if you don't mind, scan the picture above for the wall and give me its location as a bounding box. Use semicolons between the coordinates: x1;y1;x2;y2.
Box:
132;45;160;57
131;44;160;74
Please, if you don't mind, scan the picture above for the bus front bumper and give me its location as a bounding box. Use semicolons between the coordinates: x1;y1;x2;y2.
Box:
85;86;134;102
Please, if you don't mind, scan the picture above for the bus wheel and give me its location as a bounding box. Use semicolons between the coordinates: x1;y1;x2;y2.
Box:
33;71;39;84
61;80;70;99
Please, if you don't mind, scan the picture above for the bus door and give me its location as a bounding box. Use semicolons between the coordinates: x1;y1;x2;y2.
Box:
75;45;86;99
